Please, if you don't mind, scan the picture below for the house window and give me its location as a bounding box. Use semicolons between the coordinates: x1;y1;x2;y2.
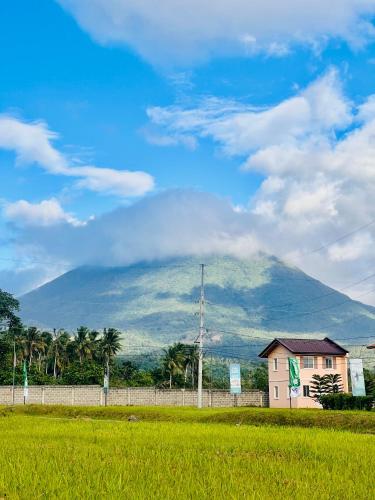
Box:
273;358;278;371
302;356;316;369
303;385;310;397
274;386;279;399
324;357;333;369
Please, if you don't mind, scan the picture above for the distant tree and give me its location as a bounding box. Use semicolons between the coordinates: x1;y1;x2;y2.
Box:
121;360;138;381
0;289;20;330
364;368;375;396
180;344;198;388
88;330;101;361
61;360;102;385
23;327;42;365
249;364;268;392
162;343;185;389
49;330;70;377
73;327;92;364
101;328;122;376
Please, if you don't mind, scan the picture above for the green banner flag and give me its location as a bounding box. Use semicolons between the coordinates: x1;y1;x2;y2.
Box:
288;357;301;398
23;360;28;401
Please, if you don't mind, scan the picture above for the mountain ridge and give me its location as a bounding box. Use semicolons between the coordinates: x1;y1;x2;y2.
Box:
19;255;375;357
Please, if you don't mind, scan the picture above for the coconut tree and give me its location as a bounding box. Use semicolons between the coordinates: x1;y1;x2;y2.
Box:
100;328;122;400
36;331;52;372
50;329;70;377
88;330;101;361
73;326;92;364
101;328;122;368
23;327;42;365
180;344;198;388
162;343;185;389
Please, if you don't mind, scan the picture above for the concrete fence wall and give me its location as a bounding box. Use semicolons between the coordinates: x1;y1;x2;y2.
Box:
0;385;269;408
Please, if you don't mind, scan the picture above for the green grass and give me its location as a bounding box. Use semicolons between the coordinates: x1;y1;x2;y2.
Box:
0;413;374;499
4;404;375;434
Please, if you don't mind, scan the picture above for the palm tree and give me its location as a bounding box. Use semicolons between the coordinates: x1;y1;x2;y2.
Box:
162;343;185;389
7;317;24;367
88;330;101;361
50;329;70;377
36;331;52;372
23;327;42;365
101;328;122;393
101;328;122;366
181;344;198;388
73;326;92;364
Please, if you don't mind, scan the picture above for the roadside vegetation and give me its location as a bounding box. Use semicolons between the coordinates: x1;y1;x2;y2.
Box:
0;413;374;499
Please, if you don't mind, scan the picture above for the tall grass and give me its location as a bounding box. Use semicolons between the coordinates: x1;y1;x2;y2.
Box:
5;404;375;434
0;414;374;499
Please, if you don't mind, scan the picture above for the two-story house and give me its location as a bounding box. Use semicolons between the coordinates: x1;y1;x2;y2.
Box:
259;337;349;408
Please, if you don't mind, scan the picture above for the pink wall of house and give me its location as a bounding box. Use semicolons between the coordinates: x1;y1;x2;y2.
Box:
267;344;349;409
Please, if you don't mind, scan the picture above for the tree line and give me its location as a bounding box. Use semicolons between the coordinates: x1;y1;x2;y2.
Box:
3;288;373;392
0;288;268;389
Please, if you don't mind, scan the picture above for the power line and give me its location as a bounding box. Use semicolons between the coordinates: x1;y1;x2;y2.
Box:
297;219;375;258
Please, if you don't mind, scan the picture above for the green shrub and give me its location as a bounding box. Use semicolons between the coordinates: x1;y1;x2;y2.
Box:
320;393;374;411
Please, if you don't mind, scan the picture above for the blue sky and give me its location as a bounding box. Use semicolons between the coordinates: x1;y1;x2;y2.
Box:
2;0;375;300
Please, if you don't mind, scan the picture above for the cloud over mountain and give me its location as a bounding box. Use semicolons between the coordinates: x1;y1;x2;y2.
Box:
3;71;375;306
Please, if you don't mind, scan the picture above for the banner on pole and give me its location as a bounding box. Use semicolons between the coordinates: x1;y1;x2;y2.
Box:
229;363;241;394
288;357;301;398
23;360;28;400
349;359;366;396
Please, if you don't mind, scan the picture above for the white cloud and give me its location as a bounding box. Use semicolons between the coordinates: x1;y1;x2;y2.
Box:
71;166;154;197
283;180;339;220
57;0;375;64
141;70;375;304
141;126;197;150
0;116;67;173
0;115;154;197
5;71;375;305
3;199;86;228
5;190;262;270
328;232;373;261
147;69;352;159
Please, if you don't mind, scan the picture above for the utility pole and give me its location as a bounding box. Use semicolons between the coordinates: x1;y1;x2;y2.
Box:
12;334;16;405
197;264;205;409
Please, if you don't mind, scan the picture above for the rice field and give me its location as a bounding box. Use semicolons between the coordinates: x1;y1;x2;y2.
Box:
0;411;374;499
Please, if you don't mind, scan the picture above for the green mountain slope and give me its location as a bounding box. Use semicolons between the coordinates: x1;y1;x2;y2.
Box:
19;255;375;358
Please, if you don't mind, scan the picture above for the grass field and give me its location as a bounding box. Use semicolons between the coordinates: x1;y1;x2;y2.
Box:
0;408;374;499
6;404;375;433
